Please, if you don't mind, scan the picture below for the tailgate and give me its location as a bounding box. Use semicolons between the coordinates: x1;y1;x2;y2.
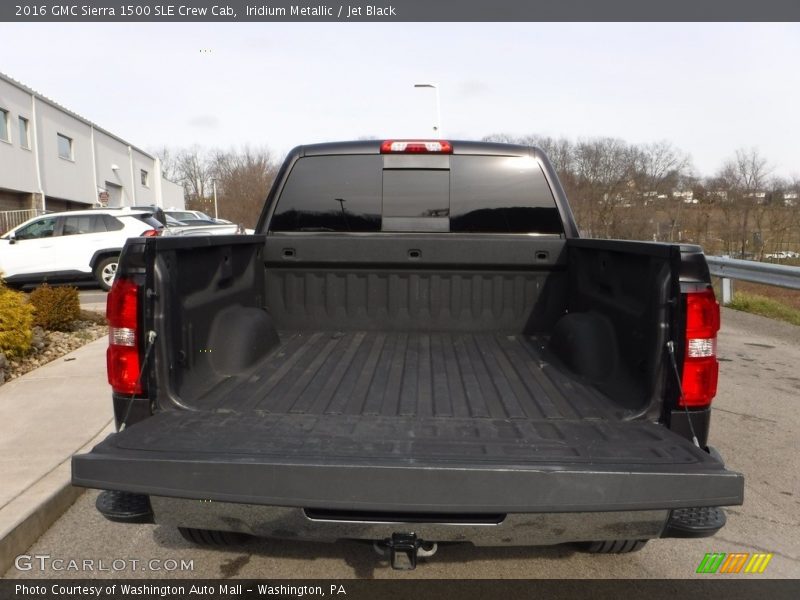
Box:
72;410;743;512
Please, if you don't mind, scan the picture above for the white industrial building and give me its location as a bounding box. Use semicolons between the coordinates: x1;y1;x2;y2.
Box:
0;71;184;231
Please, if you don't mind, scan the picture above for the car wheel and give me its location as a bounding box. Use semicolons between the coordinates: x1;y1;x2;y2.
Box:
579;539;648;554
177;527;251;546
95;256;119;291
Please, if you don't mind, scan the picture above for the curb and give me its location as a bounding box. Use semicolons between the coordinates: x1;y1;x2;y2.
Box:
0;420;114;576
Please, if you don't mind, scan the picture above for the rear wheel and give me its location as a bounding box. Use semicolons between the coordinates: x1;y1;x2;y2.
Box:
580;539;648;554
178;527;251;546
95;256;119;291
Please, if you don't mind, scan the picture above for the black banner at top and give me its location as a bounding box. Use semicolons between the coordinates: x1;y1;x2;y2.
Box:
3;0;800;22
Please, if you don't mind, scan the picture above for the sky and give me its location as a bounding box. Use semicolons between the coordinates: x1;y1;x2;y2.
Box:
2;22;799;178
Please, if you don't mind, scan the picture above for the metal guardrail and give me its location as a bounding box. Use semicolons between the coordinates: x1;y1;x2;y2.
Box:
706;256;800;303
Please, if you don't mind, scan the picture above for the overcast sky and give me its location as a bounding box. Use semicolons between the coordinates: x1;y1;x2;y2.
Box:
2;22;799;178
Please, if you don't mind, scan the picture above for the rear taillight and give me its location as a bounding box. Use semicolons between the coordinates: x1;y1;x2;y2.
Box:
680;288;720;408
380;140;453;154
141;229;159;237
106;277;141;395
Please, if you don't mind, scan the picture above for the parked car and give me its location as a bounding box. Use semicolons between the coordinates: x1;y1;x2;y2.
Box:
765;251;799;260
165;210;232;225
160;222;250;236
0;209;161;290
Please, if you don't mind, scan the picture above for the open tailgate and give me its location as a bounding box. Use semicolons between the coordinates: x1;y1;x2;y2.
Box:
73;410;743;513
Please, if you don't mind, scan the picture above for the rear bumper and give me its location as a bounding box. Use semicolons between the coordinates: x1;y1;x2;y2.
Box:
149;496;672;546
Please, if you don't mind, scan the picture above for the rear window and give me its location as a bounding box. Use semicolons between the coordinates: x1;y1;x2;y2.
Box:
449;156;563;234
270;153;562;234
103;214;124;231
130;214;164;230
62;215;106;235
270;155;383;232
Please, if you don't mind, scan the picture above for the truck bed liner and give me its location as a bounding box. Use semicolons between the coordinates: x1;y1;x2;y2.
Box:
73;331;743;512
195;331;622;421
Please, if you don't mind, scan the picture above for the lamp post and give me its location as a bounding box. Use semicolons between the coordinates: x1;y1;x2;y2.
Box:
414;83;442;137
212;178;218;219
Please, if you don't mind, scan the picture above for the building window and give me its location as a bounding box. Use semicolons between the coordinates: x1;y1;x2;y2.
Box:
0;108;9;142
18;117;30;149
57;133;73;159
140;169;149;186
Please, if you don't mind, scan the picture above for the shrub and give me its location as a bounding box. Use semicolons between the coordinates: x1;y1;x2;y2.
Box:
29;284;81;331
0;286;34;357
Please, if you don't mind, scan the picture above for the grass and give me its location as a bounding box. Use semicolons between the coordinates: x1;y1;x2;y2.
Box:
726;292;800;326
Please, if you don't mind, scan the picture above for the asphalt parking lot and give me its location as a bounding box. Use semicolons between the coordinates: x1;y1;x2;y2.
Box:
77;289;107;312
4;309;799;579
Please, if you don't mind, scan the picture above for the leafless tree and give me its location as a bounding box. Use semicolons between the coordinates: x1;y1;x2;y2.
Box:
631;142;693;241
211;146;279;228
571;137;638;238
715;148;772;257
177;146;216;208
150;146;182;184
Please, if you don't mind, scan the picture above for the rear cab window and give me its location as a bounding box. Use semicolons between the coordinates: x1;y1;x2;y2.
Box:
270;155;383;232
269;149;563;235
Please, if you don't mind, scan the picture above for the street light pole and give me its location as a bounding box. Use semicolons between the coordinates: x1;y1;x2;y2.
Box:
212;178;218;219
414;83;442;137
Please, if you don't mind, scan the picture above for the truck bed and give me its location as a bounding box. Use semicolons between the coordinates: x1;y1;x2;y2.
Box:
195;331;622;421
75;341;742;510
73;221;744;517
85;331;731;478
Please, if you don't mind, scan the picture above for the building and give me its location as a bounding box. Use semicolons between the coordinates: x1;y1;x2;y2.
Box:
0;71;184;231
672;190;697;204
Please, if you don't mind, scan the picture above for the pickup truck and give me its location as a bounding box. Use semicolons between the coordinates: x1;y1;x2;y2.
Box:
72;140;743;570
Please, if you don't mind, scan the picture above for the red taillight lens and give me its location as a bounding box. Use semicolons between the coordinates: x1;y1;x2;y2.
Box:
380;140;453;154
685;287;720;339
106;278;141;394
681;358;719;406
141;229;159;237
680;288;720;408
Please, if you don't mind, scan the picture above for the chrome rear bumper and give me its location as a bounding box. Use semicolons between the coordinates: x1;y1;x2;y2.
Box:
150;496;669;546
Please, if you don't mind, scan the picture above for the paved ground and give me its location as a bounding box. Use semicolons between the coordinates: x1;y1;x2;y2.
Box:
0;339;114;575
4;308;799;579
78;289;107;313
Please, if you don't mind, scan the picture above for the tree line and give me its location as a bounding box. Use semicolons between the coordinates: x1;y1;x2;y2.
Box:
153;138;800;258
153;145;278;228
485;134;800;258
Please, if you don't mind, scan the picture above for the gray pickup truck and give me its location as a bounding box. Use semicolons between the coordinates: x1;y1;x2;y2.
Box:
73;140;743;570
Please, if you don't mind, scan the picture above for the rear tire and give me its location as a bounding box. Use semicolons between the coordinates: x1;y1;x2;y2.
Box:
95;256;119;291
580;539;648;554
178;527;251;546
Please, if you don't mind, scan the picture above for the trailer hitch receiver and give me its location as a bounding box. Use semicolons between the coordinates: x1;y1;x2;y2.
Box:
375;532;443;570
387;532;420;570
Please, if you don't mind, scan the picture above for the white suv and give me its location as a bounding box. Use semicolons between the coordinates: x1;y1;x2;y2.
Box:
0;209;161;290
